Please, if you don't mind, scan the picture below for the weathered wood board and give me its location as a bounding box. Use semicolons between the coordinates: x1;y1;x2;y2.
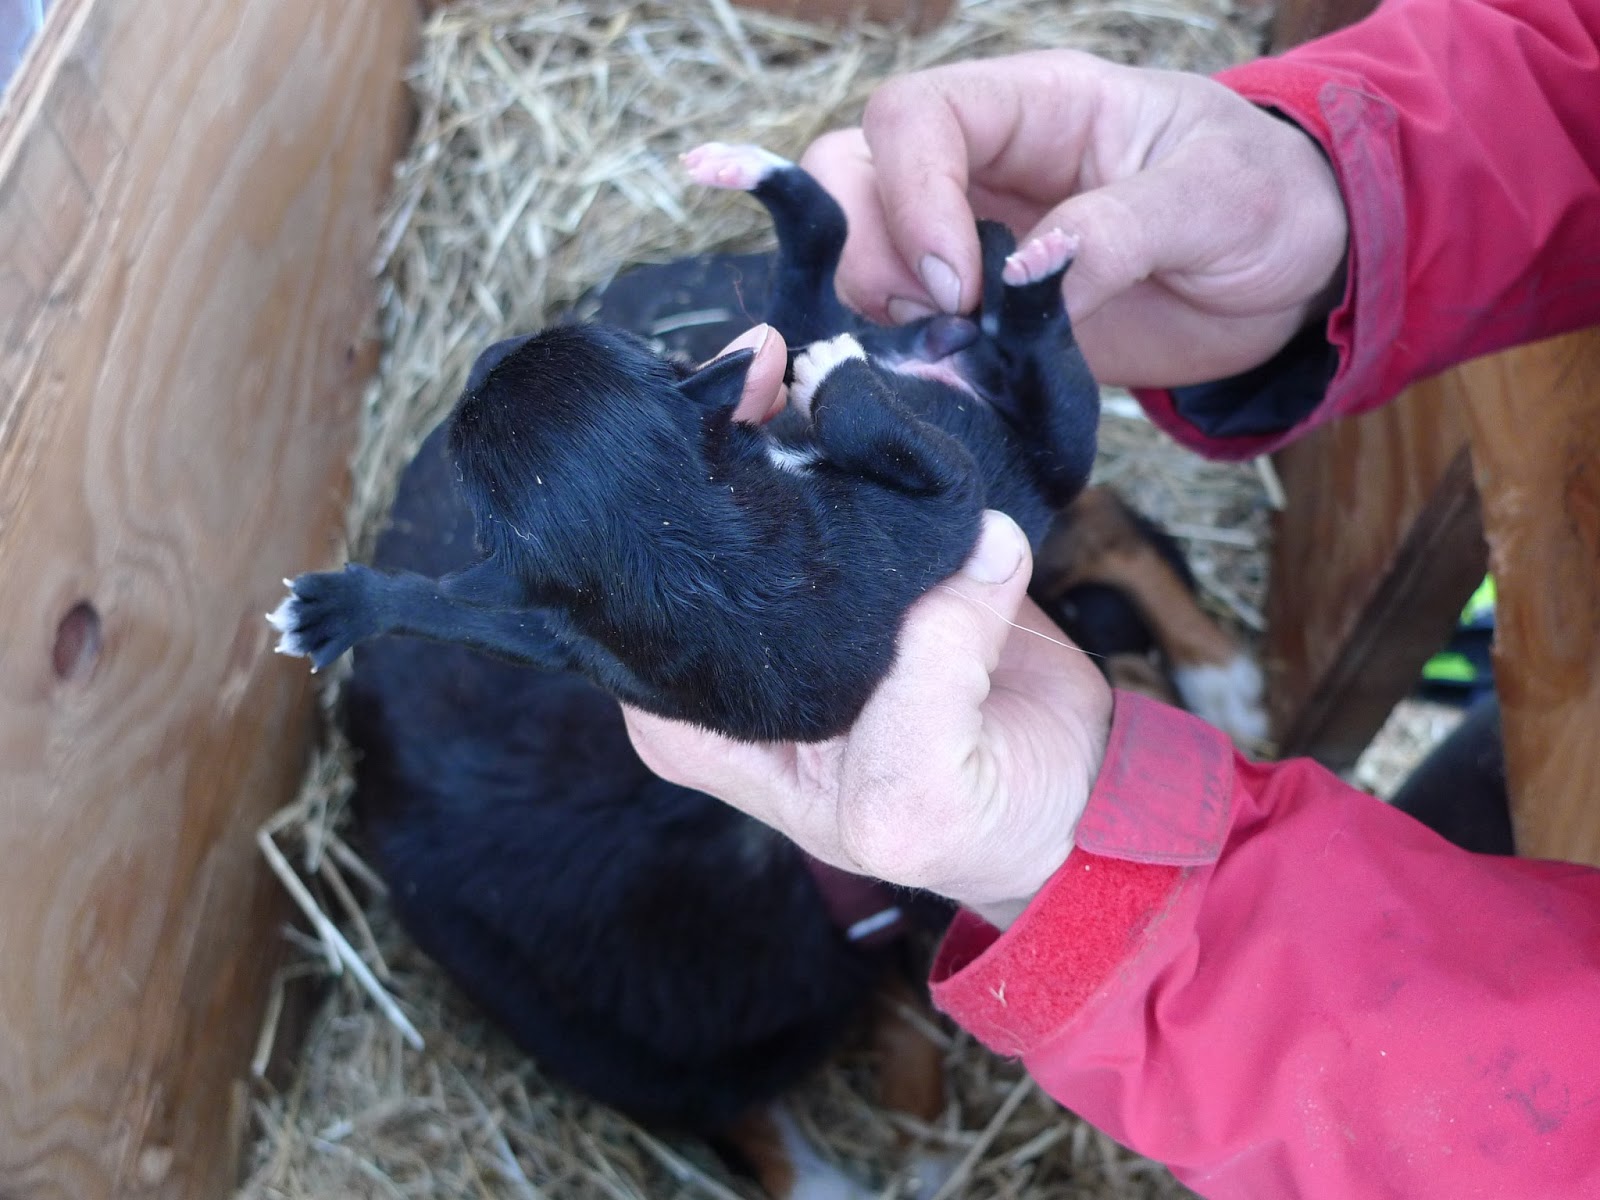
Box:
1266;389;1487;769
0;1;417;1196
1457;331;1600;866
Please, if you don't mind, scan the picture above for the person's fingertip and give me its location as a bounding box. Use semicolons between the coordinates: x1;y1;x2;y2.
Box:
886;295;938;324
962;510;1028;584
730;326;789;423
918;254;964;314
720;323;771;357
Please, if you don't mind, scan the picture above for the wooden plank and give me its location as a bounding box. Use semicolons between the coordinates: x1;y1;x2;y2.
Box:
1270;0;1378;50
1265;385;1487;768
732;0;955;31
1456;330;1600;866
0;2;417;1197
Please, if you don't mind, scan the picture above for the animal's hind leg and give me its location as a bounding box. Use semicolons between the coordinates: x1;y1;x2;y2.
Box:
871;974;957;1200
683;142;853;346
269;563;575;674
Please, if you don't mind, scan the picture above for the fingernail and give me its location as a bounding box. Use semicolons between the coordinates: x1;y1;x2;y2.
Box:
722;323;771;357
918;254;962;314
886;295;938;324
963;511;1027;584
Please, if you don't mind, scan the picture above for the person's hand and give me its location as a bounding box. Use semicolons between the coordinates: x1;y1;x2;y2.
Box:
799;50;1350;388
623;328;1115;928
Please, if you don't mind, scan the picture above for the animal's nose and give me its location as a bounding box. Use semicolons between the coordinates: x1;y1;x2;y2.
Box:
466;334;533;393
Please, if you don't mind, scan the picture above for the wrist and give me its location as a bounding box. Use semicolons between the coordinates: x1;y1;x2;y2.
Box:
952;688;1113;929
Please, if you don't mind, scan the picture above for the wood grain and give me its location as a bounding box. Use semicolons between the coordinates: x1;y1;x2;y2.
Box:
1270;0;1378;50
731;0;955;32
1265;390;1487;768
0;2;416;1197
1456;331;1600;866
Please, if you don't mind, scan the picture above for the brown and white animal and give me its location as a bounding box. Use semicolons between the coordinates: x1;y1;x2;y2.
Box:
1033;486;1268;746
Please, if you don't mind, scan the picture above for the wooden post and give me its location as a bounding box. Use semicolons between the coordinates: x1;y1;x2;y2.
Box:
1456;331;1600;866
0;2;417;1197
1271;0;1378;49
731;0;955;32
1266;395;1486;769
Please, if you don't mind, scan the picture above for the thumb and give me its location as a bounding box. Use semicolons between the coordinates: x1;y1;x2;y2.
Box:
849;510;1032;776
1025;167;1197;326
831;510;1032;888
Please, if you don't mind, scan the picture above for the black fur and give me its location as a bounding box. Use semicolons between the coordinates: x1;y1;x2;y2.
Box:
1389;696;1514;856
276;154;1100;742
347;425;889;1132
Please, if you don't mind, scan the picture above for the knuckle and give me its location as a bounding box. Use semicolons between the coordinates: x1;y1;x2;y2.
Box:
1071;192;1148;290
862;76;924;135
799;127;864;173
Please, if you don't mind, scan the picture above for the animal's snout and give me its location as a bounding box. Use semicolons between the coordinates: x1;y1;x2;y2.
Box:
466;334;534;393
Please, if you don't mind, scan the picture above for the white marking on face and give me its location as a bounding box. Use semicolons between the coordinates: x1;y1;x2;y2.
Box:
1173;655;1268;745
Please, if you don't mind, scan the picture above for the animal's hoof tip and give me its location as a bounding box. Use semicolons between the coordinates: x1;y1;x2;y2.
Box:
1003;228;1077;286
681;141;791;191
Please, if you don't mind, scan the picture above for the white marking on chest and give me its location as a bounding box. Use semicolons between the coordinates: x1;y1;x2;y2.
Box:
1173;655;1269;745
882;355;980;399
764;442;822;473
771;1105;874;1199
790;333;867;417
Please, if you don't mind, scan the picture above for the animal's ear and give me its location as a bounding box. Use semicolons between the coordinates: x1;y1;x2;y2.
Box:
677;349;754;411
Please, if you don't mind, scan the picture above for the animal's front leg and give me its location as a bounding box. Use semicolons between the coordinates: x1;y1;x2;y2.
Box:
996;230;1102;507
792;334;977;501
682;142;853;347
268;563;574;673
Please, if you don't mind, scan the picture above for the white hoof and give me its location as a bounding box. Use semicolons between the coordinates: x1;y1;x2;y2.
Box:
1001;227;1078;286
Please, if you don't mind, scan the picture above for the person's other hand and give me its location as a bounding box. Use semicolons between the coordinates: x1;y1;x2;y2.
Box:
625;327;1114;927
800;50;1349;388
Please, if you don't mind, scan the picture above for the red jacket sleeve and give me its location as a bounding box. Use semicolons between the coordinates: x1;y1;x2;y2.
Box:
930;693;1600;1198
934;694;1600;1200
1134;0;1600;460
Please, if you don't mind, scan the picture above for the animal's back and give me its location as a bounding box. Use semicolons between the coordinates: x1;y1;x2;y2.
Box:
345;426;878;1130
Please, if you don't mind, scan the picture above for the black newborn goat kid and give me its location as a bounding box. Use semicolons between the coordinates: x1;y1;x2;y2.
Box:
271;143;1100;741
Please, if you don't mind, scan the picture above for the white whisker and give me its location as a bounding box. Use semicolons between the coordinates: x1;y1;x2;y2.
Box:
932;585;1105;661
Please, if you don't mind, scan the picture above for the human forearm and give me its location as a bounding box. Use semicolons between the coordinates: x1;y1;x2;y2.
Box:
933;691;1600;1198
1138;0;1600;460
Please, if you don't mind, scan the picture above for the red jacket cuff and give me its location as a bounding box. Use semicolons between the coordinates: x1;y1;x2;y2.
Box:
1133;58;1403;461
930;694;1236;1056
